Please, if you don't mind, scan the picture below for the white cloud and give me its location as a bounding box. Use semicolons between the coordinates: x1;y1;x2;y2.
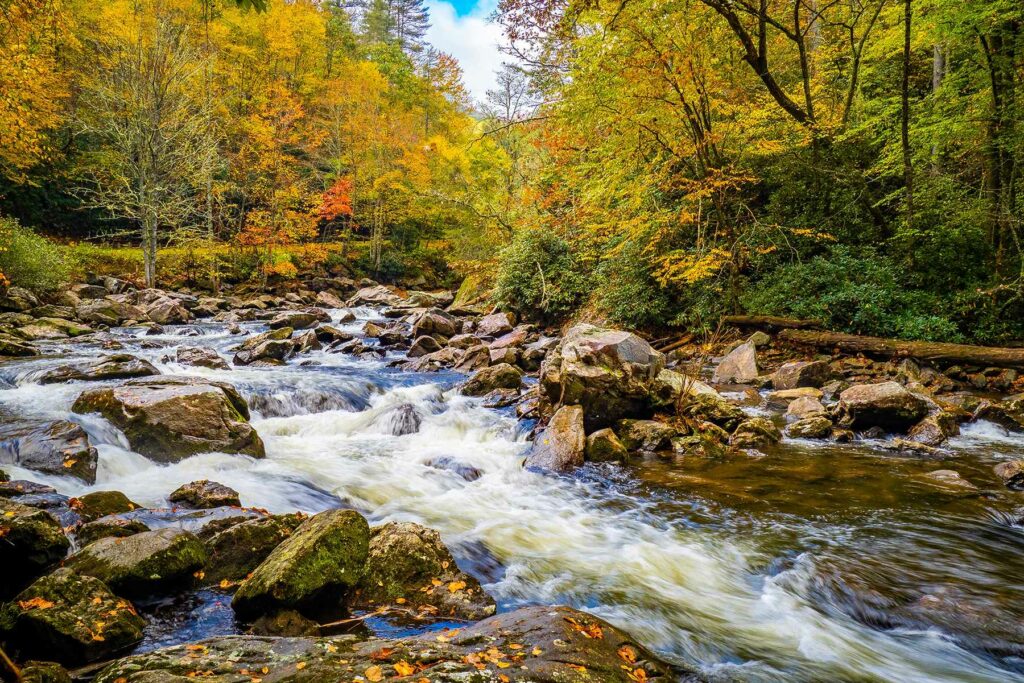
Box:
425;0;506;105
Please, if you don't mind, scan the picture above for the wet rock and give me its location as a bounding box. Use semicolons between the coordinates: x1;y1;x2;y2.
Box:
92;605;686;683
291;329;321;354
315;291;345;309
975;393;1024;432
377;328;407;346
521;335;558;371
18;318;93;340
0;569;145;665
0;333;38;356
907;411;960;447
75;299;146;326
371;403;422;436
353;521;495;620
411;308;458;339
462;362;522;396
72;376;265;462
71;284;108;300
66;528;207;596
678;392;747;432
146;297;191;325
0;498;70;594
246;610;320;637
836;382;930;432
766;387;823;409
540;324;665;430
0;421;98;483
617;419;677;452
0;286;40;312
314;325;353;344
20;661;72;683
0;479;58;498
993;460;1024;490
489;345;519;366
476;311;515;337
362;320;385;338
76;518;150;545
73;491;140;522
786;395;826;420
231;509;370;619
425;456;483;481
203;513;305;585
347;284;405;307
730;417;782;449
38;354;160;384
176;346;229;370
785;415;833;439
169;480;241;509
772;360;832;390
408;334;441;357
446;333;478;349
453;343;490;371
922;469;978;490
525;404;585;472
269;311;317;330
398;346;459;371
481;387;520;408
585;428;629;462
712;341;758;384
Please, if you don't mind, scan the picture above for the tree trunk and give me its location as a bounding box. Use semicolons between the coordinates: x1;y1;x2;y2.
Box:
721;315;823;330
901;0;913;228
779;329;1024;369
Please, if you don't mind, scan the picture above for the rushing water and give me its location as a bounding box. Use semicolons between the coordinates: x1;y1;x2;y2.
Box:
2;307;1024;682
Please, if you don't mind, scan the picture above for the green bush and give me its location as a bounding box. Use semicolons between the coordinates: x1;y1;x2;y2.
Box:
493;229;589;323
0;217;76;293
596;239;673;329
741;245;962;342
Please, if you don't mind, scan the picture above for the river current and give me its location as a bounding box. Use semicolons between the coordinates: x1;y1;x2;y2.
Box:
2;306;1023;682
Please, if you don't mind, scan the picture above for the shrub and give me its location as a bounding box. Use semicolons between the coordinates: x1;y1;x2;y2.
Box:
0;217;76;293
596;239;673;329
493;229;589;323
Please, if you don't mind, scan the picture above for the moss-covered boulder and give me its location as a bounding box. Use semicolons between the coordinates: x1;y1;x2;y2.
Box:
76;517;150;545
72;491;140;522
0;498;70;595
729;417;782;449
0;333;38;357
66;528;208;596
37;354;159;385
168;480;241;509
678;393;747;432
20;661;72;683
231;509;369;619
352;521;496;621
461;362;522;396
203;513;304;585
92;605;688;683
1;421;98;483
0;569;145;665
617;419;678;453
585;428;629;462
836;381;931;433
72;376;265;462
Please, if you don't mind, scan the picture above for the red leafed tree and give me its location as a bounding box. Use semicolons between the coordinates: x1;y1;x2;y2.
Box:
318;177;354;222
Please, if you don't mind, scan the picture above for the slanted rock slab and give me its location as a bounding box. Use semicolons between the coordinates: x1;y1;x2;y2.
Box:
526;404;585;472
1;421;98;483
462;362;522;396
169;480;241;509
712;341;758;384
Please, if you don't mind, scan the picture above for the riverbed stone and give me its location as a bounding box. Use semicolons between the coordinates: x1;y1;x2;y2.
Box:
146;297;191;325
772;360;832;390
0;421;98;483
76;518;150;546
617;419;677;452
525;404;585;472
19;661;72;683
314;324;353;345
729;417;782;449
38;354;160;384
922;469;978;490
585;428;629;462
66;528;208;596
785;415;833;439
678;392;747;432
0;286;40;312
202;513;305;585
462;362;522;396
907;411;960;447
411;308;459;340
408;334;441;357
176;346;229;370
476;311;515;337
73;491;140;522
347;284;405;307
168;480;241;509
0;568;145;665
0;498;70;594
836;381;931;432
231;509;370;619
0;332;38;356
994;460;1024;490
712;341;758;384
269;311;317;330
72;376;265;462
786;395;827;420
453;343;490;371
353;521;496;621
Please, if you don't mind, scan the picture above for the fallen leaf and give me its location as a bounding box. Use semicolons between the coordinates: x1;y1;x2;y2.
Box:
63;459;77;468
295;662;306;670
627;667;648;682
365;665;384;682
18;597;55;610
395;597;406;604
618;645;638;664
194;570;205;580
447;581;466;593
219;579;233;589
393;661;414;676
531;647;543;656
370;647;395;661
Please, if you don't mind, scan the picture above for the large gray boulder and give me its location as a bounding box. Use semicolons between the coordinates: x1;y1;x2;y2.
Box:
202;513;305;585
836;381;931;432
65;528;207;596
540;324;665;430
476;312;515;337
176;346;229;370
0;286;40;312
0;421;98;483
38;354;159;384
72;376;265;462
146;297;191;325
168;480;240;509
525;404;585;472
462;362;522;396
268;311;317;330
412;308;459;339
347;285;404;307
772;360;832;390
712;341;758;384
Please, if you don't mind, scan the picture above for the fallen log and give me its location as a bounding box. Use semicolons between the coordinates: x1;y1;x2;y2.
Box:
721;315;822;330
779;329;1024;369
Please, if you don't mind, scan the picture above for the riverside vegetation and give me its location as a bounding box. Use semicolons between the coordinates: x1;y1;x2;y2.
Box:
4;0;1024;682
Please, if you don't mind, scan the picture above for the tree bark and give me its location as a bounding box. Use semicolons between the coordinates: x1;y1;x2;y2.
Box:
779;329;1024;369
901;0;913;227
721;315;823;330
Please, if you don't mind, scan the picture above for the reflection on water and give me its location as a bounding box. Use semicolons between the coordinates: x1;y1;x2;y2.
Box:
2;307;1024;682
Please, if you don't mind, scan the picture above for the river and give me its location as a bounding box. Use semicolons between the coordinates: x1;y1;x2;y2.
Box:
2;306;1023;682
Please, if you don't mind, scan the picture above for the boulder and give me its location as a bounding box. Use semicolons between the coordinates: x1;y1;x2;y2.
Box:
0;286;40;312
72;377;265;462
202;513;305;585
234;339;293;366
678;393;747;432
70;284;108;300
525;404;585;472
0;569;145;665
0;498;70;594
75;299;147;326
38;354;160;384
91;605;685;683
462;362;522;396
291;329;321;354
76;518;150;546
0;421;98;483
975;393;1024;432
412;308;458;339
72;491;140;522
453;343;490;372
489;346;519;365
20;661;72;683
371;403;422;436
907;411;960;447
993;460;1024;490
146;297;191;325
16;318;92;341
836;382;930;432
408;335;441;358
772;360;832;390
176;346;229;370
65;528;207;596
730;417;782;449
476;312;515;337
231;509;370;619
616;419;677;452
785;415;833;439
352;521;495;621
585;428;629;462
447;333;479;349
540;324;665;430
347;285;404;307
269;311;317;330
168;480;240;509
314;325;353;345
765;387;823;409
786;396;826;420
315;291;345;308
0;333;38;357
922;469;978;490
246;610;320;637
335;309;356;323
712;341;758;384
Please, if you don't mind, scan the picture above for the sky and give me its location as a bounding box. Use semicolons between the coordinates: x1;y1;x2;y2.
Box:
424;0;506;105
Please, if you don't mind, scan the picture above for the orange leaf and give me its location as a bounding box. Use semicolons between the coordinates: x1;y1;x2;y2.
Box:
18;597;54;610
365;665;384;682
393;661;414;676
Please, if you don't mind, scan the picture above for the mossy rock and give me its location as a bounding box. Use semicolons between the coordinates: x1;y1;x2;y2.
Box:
0;568;145;665
679;393;747;432
231;509;369;619
20;661;72;683
0;498;70;596
72;491;140;523
66;528;208;597
461;363;522;397
76;518;150;546
729;417;782;449
352;521;496;621
203;513;305;585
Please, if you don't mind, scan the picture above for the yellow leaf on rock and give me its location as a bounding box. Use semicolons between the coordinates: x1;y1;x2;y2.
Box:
447;581;466;593
393;661;414;676
18;597;54;610
365;665;384;682
295;662;305;670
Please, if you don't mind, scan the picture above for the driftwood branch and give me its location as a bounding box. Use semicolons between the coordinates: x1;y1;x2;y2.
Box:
779;329;1024;369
